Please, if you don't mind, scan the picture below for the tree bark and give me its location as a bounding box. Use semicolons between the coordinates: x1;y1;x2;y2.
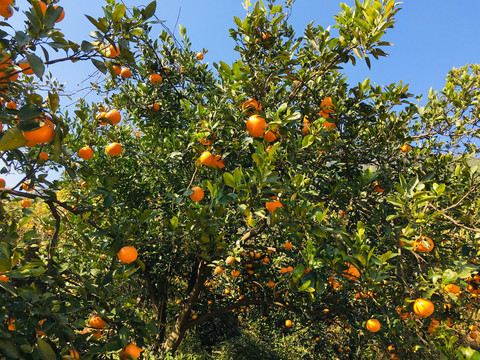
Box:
162;260;210;354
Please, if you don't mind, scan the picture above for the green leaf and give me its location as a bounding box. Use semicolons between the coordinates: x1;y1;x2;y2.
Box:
219;61;231;75
298;279;311;291
44;5;63;27
223;172;236;188
37;338;56;360
16;105;42;121
81;40;95;52
139;209;153;223
0;127;28;151
380;251;392;263
25;53;44;78
292;264;305;280
91;59;107;74
441;269;457;285
143;1;156;19
302;134;314;148
0;339;19;359
118;326;130;347
47;92;59;112
353;17;370;32
357;221;365;237
170;216;178;229
112;4;126;22
131;28;144;37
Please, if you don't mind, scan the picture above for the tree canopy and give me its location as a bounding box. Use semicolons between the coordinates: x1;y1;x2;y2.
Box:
0;1;480;359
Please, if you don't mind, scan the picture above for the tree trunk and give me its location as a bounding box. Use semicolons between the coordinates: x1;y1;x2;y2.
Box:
162;260;210;354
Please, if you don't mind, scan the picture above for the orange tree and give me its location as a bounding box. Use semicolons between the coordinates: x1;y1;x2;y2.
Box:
1;0;480;359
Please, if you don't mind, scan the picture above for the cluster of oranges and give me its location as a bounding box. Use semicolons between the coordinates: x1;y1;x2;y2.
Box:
303;97;336;134
77;110;123;160
0;0;64;22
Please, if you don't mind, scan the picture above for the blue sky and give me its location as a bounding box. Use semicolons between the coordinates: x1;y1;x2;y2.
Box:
3;0;480;184
9;0;480;102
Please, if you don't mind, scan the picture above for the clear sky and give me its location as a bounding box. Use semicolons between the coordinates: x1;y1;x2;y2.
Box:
3;0;480;184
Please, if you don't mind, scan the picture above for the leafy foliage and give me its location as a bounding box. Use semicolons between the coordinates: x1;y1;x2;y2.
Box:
0;0;479;359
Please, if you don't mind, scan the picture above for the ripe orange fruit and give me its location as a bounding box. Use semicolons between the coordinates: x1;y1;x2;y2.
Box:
266;199;282;212
21;199;31;208
214;266;223;275
199;151;214;166
5;101;16;109
0;56;10;70
7;317;14;331
18;62;34;75
53;5;65;22
0;0;12;7
373;182;384;193
88;315;107;329
190;186;204;202
78;146;94;160
149;73;162;85
320;97;335;113
106;109;121;124
285;319;292;327
0;272;9;282
242;98;261;115
443;284;461;294
246;115;266;137
0;178;5;188
400;144;412;152
322;120;336;130
284;242;292;250
287;266;294;273
112;65;121;75
231;270;240;277
151;102;160;112
470;332;478;339
38;152;49;161
211;154;225;169
96;111;108;125
23;116;55;145
63;350;79;360
267;280;275;288
470;325;478;331
199;137;213;146
22;181;35;191
120;344;143;360
118;246;138;263
263;257;270;264
428;319;439;334
108;44;120;58
280;267;288;274
366;319;381;332
106;142;122;156
343;263;360;281
226;256;235;265
413;298;434;318
263;125;278;142
196;52;204;60
0;5;13;18
414;236;434;253
120;67;131;78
